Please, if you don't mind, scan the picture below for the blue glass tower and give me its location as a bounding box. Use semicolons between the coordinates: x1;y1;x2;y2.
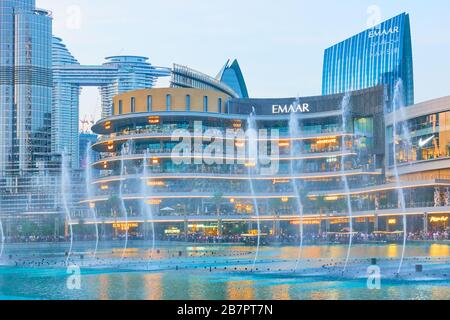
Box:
322;13;414;106
216;59;249;98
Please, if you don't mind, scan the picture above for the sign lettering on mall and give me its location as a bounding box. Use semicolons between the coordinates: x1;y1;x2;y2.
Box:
272;103;310;114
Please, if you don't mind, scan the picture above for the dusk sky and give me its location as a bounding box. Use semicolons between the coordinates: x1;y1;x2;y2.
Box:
36;0;450;121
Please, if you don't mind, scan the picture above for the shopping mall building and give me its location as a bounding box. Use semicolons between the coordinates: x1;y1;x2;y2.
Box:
78;85;450;238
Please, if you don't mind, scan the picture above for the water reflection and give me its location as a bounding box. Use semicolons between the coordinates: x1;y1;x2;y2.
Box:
1;242;449;300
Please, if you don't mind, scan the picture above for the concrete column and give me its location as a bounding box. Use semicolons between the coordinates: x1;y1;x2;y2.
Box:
423;213;428;234
217;219;223;236
275;219;280;237
247;221;253;232
184;220;188;240
318;216;322;234
374;214;379;232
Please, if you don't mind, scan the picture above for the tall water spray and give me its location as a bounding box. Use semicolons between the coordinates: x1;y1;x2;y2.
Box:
0;216;4;259
391;80;410;275
141;151;156;266
247;110;261;269
61;152;73;266
119;141;132;261
85;142;99;258
289;106;305;272
341;93;354;272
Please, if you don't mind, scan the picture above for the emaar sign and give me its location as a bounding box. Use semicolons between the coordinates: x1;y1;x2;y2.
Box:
272;103;310;114
368;26;399;38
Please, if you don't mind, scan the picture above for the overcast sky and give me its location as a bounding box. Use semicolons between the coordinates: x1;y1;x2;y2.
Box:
37;0;450;121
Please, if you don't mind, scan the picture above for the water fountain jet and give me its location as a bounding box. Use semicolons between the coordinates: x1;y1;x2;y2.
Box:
61;152;73;266
86;142;99;258
289;103;305;272
391;80;411;275
341;92;354;272
141;151;156;268
247;110;261;269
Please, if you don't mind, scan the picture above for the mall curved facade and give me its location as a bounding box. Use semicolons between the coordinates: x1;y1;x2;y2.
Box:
81;87;450;237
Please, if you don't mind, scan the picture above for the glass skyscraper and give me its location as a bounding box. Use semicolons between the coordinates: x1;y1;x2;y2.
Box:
0;0;53;174
322;13;414;106
0;0;62;221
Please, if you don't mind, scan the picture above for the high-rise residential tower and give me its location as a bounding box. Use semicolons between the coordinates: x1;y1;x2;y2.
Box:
322;13;414;107
52;37;170;168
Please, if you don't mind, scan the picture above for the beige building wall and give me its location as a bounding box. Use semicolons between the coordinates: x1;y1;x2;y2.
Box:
112;88;230;115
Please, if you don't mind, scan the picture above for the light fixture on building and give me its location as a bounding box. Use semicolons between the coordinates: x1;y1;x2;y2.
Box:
388;218;397;225
146;199;162;205
317;138;337;145
147;180;165;187
148;116;160;124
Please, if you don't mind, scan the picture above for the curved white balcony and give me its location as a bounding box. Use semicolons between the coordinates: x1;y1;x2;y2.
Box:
91;168;383;185
91;150;358;169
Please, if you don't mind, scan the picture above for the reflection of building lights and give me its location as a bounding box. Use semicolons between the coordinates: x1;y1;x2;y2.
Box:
281;197;289;203
430;216;449;223
388;218;397;225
